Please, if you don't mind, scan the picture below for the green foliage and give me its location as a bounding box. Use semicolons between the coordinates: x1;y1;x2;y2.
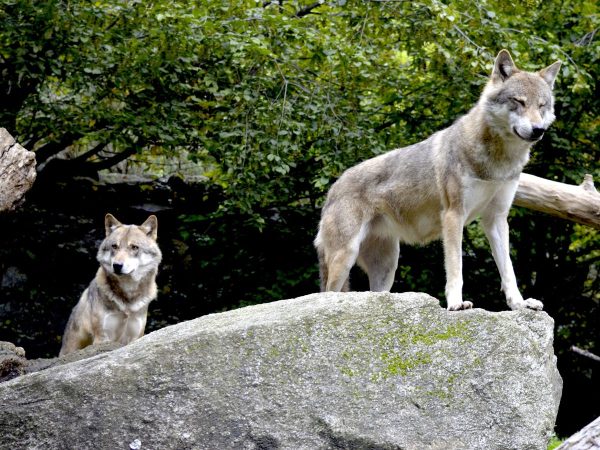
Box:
547;435;564;450
2;0;597;210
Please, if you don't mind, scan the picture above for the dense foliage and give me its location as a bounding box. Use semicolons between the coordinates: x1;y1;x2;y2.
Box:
1;0;597;208
0;0;598;437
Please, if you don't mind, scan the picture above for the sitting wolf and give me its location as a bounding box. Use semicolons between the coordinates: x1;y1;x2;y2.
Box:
60;214;162;355
314;50;561;311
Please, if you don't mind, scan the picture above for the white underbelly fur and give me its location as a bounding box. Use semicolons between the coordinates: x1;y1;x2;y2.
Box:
103;312;144;345
368;178;509;245
370;210;441;245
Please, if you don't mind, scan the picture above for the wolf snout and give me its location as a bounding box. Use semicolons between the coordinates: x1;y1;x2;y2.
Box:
530;126;546;140
112;262;124;274
513;126;546;142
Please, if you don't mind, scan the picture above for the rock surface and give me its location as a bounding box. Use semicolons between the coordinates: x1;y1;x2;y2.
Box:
0;341;27;382
0;340;119;383
0;292;561;449
0;128;36;212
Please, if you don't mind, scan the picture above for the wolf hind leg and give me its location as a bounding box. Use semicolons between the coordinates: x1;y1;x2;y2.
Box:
59;293;94;356
357;235;400;292
317;218;367;292
324;246;359;292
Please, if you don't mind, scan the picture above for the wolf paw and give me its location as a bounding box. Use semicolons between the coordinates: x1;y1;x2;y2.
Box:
447;301;473;311
510;298;544;311
523;298;544;310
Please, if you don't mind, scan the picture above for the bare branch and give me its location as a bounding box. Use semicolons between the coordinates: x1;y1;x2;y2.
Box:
296;1;325;18
91;147;137;171
514;173;600;229
570;346;600;363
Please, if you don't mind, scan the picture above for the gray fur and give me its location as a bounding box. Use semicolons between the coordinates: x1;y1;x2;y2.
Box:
314;50;560;311
60;214;162;355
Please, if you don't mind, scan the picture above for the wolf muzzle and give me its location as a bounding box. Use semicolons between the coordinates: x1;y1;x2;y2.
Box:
530;126;546;140
514;126;545;142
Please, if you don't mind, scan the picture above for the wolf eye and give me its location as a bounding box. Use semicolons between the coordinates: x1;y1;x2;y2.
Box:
111;243;119;250
512;98;526;107
130;244;139;251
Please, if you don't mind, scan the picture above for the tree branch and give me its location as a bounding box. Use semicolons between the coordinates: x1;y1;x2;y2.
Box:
295;1;325;18
570;346;600;363
514;173;600;229
34;132;81;164
73;141;107;162
91;147;138;171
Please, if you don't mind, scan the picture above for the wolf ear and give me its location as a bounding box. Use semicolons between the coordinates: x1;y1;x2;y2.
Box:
539;60;561;89
105;213;122;236
493;50;517;82
140;215;158;240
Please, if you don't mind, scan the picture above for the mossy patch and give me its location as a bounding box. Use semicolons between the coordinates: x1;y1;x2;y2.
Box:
339;317;477;383
376;351;432;380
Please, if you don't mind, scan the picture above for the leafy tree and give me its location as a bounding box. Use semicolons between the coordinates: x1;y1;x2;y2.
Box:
3;1;596;209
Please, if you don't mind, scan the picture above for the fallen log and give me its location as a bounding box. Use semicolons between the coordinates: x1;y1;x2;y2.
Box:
557;415;600;449
515;173;600;229
0;128;37;212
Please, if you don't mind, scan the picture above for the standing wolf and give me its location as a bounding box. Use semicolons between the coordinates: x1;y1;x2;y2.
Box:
60;214;162;355
314;50;560;311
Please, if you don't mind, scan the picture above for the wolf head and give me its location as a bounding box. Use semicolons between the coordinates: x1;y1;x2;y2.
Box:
482;50;561;143
97;214;162;281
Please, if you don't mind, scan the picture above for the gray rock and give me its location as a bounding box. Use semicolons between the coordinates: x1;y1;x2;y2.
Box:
0;127;36;212
0;340;119;382
0;292;561;450
0;341;27;382
23;341;121;374
1;266;28;288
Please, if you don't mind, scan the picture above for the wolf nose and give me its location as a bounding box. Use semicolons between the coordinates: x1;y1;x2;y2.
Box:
113;263;124;274
530;126;546;139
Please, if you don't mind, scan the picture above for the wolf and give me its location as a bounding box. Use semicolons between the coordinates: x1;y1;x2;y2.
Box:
314;50;560;311
59;214;162;356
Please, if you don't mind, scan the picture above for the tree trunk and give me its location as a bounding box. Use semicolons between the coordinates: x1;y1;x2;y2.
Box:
557;415;600;449
0;128;37;212
514;173;600;229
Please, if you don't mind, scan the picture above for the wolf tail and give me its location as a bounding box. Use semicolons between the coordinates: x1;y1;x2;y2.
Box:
317;245;328;292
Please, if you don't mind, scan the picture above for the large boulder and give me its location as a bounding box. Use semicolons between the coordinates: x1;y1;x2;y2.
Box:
0;128;36;212
0;292;561;449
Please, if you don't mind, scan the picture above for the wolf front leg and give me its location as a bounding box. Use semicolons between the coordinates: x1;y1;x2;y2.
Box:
441;208;473;311
481;206;543;311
